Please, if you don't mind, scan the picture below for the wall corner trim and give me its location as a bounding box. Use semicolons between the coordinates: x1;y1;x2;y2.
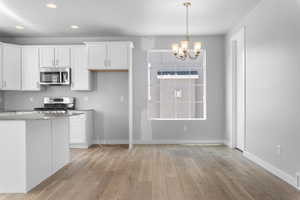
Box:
223;140;232;147
243;151;298;190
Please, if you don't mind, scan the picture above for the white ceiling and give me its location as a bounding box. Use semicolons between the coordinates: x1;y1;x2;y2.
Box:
0;0;261;37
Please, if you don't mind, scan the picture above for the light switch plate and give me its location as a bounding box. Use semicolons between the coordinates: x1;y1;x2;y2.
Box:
183;125;188;132
120;96;125;103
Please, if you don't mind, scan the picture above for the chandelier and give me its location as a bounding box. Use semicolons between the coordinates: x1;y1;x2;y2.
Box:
172;2;202;60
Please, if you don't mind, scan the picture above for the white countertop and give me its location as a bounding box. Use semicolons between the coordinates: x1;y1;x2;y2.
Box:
0;112;83;120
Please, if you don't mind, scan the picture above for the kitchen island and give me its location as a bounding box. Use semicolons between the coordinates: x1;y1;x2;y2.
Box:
0;112;78;193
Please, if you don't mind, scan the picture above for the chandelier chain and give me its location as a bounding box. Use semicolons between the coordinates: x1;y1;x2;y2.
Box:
186;2;190;41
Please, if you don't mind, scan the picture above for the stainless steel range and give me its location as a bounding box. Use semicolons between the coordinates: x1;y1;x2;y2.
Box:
34;97;75;113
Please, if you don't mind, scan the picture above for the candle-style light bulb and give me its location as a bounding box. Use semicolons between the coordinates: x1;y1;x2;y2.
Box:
180;40;189;52
178;48;185;57
194;42;202;55
172;43;179;55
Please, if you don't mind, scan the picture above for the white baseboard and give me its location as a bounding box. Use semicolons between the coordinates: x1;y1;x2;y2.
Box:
243;151;298;189
95;140;129;145
70;143;90;149
134;140;226;145
93;139;226;145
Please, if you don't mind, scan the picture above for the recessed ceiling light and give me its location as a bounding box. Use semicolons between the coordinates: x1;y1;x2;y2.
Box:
70;25;79;29
46;3;57;8
15;25;24;30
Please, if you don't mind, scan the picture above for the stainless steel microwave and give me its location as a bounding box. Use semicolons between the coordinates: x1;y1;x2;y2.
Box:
40;67;71;85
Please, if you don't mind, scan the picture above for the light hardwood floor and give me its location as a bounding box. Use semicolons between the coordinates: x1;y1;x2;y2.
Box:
0;145;300;200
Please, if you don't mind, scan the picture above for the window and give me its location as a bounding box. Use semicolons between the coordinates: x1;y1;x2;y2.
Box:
147;50;207;120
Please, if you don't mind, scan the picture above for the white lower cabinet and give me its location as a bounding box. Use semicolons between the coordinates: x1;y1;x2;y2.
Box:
69;110;93;148
26;120;52;191
0;118;70;193
52;118;70;173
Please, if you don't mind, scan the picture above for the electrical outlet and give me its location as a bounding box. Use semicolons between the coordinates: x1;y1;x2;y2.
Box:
183;125;188;132
29;97;34;102
84;96;89;102
276;145;281;155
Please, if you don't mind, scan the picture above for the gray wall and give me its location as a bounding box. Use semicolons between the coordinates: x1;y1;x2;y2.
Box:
226;0;300;177
2;35;226;143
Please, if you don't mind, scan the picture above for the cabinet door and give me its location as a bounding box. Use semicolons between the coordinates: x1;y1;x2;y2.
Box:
87;44;106;69
22;47;40;91
69;115;86;144
0;45;2;89
39;47;55;67
52;118;70;173
55;47;70;67
107;43;128;69
71;46;91;91
26;120;52;191
2;44;21;90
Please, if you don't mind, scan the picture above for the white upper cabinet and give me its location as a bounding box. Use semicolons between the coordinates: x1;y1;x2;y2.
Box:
71;46;91;91
2;44;21;90
86;42;132;70
22;46;40;91
107;42;128;69
39;46;70;68
87;43;106;69
55;47;71;67
39;47;55;67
